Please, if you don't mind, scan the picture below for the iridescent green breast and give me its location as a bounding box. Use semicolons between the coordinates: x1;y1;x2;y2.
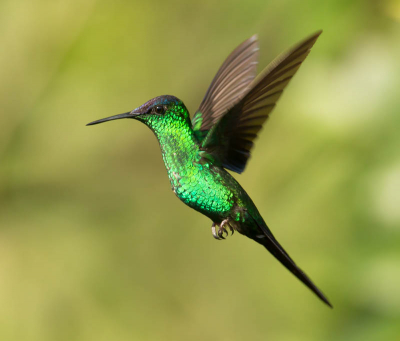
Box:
167;159;235;218
140;100;236;219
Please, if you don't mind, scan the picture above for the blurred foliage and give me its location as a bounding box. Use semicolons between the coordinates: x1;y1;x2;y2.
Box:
1;0;400;340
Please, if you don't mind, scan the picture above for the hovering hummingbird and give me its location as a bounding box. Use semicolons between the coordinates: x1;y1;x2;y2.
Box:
87;31;332;307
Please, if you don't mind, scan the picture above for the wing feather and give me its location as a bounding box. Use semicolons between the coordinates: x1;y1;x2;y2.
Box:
192;35;259;136
201;31;322;173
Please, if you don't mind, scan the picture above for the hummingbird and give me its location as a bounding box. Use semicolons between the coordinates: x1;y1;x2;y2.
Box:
87;31;332;307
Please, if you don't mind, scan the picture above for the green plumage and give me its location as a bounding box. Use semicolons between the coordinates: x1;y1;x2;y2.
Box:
138;101;235;219
87;31;332;308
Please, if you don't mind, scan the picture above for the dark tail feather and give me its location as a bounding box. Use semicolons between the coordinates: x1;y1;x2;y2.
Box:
248;213;332;308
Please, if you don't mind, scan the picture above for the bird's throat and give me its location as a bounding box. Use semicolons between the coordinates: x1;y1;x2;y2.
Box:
140;113;200;177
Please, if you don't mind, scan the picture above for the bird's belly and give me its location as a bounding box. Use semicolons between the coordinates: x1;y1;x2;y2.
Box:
168;166;235;219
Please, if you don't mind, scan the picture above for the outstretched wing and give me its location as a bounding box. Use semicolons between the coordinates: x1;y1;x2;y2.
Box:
201;31;322;173
192;35;259;141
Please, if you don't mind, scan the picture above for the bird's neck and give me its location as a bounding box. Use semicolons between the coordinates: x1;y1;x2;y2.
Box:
145;116;200;172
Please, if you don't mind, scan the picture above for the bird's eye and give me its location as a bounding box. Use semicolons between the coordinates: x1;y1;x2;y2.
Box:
154;105;165;114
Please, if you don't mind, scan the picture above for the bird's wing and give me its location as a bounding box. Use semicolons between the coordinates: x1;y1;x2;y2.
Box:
192;35;259;141
200;31;322;173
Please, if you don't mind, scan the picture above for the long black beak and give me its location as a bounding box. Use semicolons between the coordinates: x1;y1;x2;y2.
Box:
86;111;136;126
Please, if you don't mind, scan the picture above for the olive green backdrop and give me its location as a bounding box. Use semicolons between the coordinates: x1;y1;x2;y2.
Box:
1;0;399;340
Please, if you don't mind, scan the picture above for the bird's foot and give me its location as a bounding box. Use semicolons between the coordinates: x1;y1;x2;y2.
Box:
211;219;234;240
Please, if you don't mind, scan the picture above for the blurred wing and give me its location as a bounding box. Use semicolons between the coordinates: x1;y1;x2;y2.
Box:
201;31;322;173
192;35;259;140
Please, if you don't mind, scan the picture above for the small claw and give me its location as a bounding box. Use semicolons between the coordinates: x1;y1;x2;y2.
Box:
212;223;221;240
217;226;228;239
220;218;234;236
211;219;235;240
219;220;227;238
212;223;217;238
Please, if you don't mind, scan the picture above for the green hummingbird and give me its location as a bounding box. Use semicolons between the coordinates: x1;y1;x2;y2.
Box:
87;31;332;307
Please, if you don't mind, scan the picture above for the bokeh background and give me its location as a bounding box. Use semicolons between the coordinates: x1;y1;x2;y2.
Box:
1;0;400;340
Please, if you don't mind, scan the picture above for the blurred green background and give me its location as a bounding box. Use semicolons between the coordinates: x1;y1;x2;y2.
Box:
1;0;400;340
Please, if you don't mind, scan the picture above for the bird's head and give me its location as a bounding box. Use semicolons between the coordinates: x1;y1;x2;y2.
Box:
87;95;190;131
